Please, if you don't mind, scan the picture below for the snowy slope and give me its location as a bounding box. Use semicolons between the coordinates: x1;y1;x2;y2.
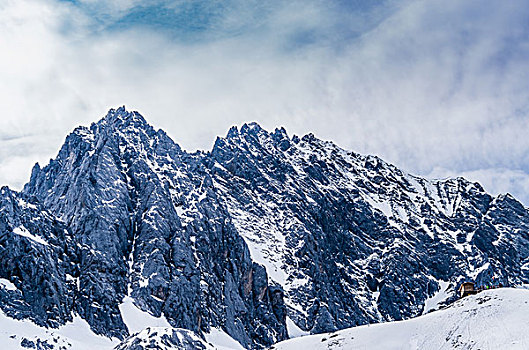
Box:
0;295;243;350
0;311;117;350
273;288;529;350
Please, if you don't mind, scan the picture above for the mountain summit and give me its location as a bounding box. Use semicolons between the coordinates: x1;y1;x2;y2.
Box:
1;107;529;349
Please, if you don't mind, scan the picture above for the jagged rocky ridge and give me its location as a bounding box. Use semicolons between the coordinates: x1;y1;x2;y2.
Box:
115;327;216;350
1;107;529;349
10;108;287;349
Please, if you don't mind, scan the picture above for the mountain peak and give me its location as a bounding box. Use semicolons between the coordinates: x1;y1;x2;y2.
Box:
241;121;263;131
239;122;267;138
97;106;150;131
0;185;12;196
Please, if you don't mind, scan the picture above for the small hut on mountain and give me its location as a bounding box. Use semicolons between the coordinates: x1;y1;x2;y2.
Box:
458;282;476;298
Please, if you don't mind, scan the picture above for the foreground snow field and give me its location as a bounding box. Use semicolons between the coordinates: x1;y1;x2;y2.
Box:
272;288;529;350
1;287;528;349
0;292;242;349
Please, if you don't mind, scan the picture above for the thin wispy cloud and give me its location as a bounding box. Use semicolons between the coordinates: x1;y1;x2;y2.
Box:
1;0;529;204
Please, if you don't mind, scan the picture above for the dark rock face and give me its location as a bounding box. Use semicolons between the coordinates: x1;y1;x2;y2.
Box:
2;107;529;348
207;121;529;333
18;108;286;348
0;187;76;328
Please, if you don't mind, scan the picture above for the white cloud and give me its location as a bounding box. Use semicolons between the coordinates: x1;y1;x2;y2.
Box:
1;0;529;205
317;0;529;172
428;167;529;206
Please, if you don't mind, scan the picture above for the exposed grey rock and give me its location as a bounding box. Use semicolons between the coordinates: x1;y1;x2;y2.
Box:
208;120;529;333
1;107;529;349
20;107;286;348
0;187;76;328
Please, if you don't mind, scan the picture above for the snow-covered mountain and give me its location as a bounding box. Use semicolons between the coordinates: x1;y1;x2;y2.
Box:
273;288;529;349
210;122;529;333
1;107;529;349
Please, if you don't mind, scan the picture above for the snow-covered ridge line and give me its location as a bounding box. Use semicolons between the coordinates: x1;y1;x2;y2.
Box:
273;288;529;350
12;225;49;246
211;114;529;334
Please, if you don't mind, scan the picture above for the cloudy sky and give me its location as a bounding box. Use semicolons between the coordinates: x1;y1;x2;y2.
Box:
2;0;529;204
